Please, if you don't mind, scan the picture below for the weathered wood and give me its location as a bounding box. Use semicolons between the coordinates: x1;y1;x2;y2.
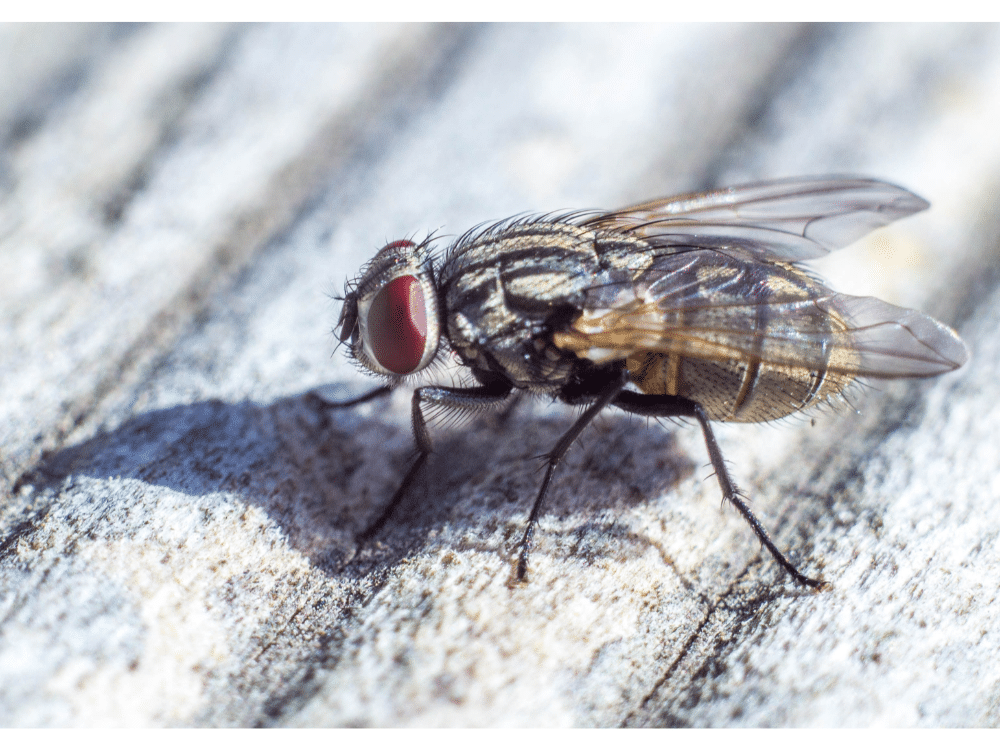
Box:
2;23;999;727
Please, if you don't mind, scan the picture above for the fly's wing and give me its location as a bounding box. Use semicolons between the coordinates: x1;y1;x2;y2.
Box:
552;250;968;379
821;294;969;377
585;176;930;262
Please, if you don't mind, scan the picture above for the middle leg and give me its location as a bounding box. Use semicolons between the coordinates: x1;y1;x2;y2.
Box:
513;366;631;581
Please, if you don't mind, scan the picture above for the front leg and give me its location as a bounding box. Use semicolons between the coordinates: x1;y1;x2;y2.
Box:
359;379;514;541
309;384;393;408
613;390;825;589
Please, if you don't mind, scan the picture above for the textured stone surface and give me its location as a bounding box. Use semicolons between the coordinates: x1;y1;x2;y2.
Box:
2;23;999;727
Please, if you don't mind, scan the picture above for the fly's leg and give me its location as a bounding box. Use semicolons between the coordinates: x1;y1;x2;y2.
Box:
359;381;514;541
613;391;825;589
515;367;630;582
309;384;393;408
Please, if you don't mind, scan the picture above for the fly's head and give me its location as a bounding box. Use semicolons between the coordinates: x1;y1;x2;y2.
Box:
337;239;441;380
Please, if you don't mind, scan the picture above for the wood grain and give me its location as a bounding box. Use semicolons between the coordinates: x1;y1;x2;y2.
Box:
1;23;998;727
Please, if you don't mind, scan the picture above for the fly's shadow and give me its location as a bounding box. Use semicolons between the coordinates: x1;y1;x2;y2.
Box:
321;390;696;579
10;390;694;582
11;394;395;576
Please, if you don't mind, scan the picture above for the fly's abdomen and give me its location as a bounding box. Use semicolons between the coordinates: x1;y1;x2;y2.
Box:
626;351;855;422
561;257;864;422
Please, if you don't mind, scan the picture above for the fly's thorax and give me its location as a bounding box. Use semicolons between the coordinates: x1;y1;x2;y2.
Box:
342;239;442;378
447;308;577;391
440;220;608;390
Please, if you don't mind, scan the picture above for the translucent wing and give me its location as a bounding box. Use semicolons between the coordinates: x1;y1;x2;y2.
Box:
553;250;968;379
585;176;930;262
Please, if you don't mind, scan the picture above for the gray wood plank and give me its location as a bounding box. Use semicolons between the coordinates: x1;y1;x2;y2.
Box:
2;23;998;727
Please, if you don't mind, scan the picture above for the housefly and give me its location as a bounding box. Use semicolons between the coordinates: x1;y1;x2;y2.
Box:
331;176;968;588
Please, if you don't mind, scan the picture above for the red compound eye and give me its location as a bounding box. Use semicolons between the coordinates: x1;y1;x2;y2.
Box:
367;275;428;375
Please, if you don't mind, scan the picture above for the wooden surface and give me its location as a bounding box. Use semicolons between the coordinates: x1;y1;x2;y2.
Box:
2;23;1000;727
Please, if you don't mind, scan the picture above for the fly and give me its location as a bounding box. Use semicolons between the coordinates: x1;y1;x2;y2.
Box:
330;176;969;588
